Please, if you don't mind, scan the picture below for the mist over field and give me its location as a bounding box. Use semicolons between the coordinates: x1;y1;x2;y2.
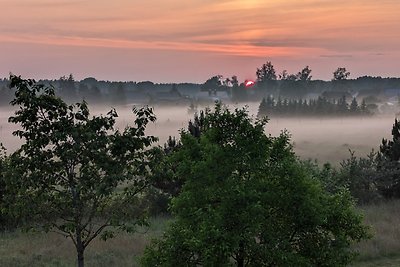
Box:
146;103;393;164
1;102;393;164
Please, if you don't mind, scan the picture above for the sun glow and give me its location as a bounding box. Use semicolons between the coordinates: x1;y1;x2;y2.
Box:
245;80;255;87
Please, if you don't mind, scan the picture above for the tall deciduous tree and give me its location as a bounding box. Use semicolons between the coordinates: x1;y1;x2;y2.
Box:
142;103;369;267
6;76;157;267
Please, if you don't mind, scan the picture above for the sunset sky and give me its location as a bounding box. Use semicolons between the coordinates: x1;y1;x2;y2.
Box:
1;0;400;83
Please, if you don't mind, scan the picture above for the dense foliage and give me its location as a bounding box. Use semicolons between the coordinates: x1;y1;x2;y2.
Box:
142;104;369;267
5;76;157;267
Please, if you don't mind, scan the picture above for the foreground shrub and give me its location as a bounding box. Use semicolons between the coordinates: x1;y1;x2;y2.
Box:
142;104;369;267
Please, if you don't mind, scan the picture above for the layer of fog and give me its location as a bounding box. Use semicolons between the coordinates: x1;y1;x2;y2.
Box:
0;102;394;164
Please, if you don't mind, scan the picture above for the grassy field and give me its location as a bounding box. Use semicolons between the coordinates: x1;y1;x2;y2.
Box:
1;201;400;266
0;217;168;267
351;200;400;266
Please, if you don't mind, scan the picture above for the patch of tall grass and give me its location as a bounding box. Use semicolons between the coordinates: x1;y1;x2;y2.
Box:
0;216;170;267
353;199;400;264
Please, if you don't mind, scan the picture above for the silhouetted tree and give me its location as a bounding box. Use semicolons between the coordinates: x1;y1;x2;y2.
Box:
297;66;312;81
333;67;350;81
378;119;400;198
231;76;247;102
230;75;239;87
201;75;226;96
381;119;400;161
256;61;277;82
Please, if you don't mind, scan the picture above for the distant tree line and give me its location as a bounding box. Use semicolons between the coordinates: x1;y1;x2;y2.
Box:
3;62;400;108
258;95;371;117
0;75;201;107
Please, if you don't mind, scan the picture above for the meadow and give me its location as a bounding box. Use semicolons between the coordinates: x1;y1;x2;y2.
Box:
1;102;398;266
1;201;400;266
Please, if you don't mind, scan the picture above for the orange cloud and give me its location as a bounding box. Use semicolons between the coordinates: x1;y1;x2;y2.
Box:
0;33;327;58
1;0;400;81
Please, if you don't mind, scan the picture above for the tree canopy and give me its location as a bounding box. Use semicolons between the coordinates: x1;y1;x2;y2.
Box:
5;76;157;267
142;103;369;267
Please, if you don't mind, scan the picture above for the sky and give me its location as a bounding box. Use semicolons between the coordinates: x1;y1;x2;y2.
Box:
1;0;400;83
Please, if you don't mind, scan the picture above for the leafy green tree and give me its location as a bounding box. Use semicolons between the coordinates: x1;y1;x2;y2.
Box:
6;76;157;267
142;103;369;267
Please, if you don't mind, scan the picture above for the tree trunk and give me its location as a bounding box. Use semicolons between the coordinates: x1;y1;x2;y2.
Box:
77;244;85;267
76;232;85;267
237;240;244;267
237;258;244;267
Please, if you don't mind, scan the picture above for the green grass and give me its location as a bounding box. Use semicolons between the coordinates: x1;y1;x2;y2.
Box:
0;216;169;267
351;199;400;266
2;201;400;267
352;256;400;267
